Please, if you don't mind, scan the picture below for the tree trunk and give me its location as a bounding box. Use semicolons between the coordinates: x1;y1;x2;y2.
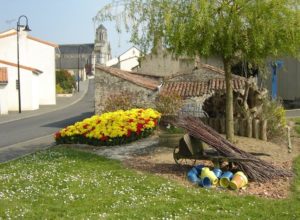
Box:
224;59;234;142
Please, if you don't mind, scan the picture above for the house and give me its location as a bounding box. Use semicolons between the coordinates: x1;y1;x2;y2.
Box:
106;46;141;71
55;24;111;79
265;57;300;107
137;45;300;108
0;28;57;114
134;44;223;77
94;63;246;117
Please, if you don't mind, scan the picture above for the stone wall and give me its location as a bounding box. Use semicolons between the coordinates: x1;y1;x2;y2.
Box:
95;69;158;114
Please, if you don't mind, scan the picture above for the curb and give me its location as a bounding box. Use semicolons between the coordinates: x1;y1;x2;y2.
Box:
285;108;300;112
0;80;90;125
0;134;56;164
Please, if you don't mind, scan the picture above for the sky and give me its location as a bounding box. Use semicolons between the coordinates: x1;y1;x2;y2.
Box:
0;0;131;57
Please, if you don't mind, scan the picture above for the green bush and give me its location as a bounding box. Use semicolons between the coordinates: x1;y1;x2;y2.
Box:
261;98;286;138
56;70;76;93
56;84;64;94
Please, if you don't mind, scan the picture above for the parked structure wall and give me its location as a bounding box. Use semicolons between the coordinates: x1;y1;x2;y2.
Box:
27;39;56;105
95;68;157;114
0;65;39;111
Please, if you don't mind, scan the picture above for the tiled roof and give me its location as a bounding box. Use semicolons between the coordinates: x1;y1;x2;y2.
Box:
162;78;245;98
165;63;245;81
58;44;94;54
201;64;246;80
0;67;8;84
96;65;160;91
0;60;43;74
56;57;89;69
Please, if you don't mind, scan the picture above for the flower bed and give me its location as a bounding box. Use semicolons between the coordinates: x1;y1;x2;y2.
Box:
54;108;161;146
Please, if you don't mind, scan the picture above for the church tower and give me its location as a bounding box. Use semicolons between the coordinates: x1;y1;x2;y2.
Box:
93;24;111;65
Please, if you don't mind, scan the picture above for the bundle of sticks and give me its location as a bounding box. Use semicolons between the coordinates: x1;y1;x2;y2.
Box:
175;117;292;182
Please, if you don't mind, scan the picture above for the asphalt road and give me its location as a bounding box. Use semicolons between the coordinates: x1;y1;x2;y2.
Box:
0;80;95;148
286;109;300;118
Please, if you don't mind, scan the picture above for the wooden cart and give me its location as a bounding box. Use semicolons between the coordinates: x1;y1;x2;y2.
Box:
173;134;257;167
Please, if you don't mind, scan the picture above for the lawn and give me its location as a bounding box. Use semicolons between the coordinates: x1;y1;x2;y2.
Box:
0;146;299;219
293;117;300;136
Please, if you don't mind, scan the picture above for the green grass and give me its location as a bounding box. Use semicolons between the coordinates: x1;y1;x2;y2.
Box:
0;147;299;219
293;117;300;136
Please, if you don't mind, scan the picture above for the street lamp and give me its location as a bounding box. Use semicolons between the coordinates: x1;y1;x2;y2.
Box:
77;45;83;92
17;15;31;113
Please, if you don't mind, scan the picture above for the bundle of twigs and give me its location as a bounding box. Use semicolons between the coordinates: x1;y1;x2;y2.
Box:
175;117;293;182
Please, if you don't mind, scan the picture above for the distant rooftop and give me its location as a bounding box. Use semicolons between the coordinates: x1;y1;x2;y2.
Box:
58;44;94;54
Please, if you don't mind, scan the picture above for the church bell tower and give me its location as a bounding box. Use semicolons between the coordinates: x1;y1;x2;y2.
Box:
94;24;111;65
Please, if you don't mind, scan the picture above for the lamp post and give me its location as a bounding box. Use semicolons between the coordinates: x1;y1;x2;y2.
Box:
17;15;31;113
77;45;83;92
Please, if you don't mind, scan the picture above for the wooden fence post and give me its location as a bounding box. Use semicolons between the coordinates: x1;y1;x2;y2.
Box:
260;120;267;141
252;119;260;139
239;118;246;137
220;118;226;134
246;117;253;138
234;119;239;135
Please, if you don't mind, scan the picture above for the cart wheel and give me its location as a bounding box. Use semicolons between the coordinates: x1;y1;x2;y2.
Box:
173;146;196;166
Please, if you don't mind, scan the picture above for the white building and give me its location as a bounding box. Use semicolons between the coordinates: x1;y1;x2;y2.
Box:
0;29;57;114
106;46;141;71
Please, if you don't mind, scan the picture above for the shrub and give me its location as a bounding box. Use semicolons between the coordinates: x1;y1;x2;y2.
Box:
54;108;161;146
155;92;183;116
56;84;64;94
56;70;76;93
103;90;142;112
261;98;286;138
154;92;184;133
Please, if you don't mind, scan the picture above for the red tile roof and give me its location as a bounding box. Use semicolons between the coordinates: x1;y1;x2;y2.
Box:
96;65;160;91
0;60;43;74
0;67;8;84
162;78;245;98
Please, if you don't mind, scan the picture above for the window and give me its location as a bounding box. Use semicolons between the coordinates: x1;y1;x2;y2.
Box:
0;67;8;84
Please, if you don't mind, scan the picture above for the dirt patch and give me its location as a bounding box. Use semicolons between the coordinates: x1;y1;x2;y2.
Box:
123;135;300;199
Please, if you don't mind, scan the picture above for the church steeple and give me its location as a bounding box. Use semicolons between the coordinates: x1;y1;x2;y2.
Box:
95;24;107;44
94;24;111;65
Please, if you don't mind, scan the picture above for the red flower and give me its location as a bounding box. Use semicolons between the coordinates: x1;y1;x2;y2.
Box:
100;136;108;141
54;132;61;139
136;123;144;136
126;130;132;137
137;123;144;131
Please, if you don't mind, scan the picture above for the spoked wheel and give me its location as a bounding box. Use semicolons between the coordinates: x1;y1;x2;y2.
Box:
173;146;196;166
